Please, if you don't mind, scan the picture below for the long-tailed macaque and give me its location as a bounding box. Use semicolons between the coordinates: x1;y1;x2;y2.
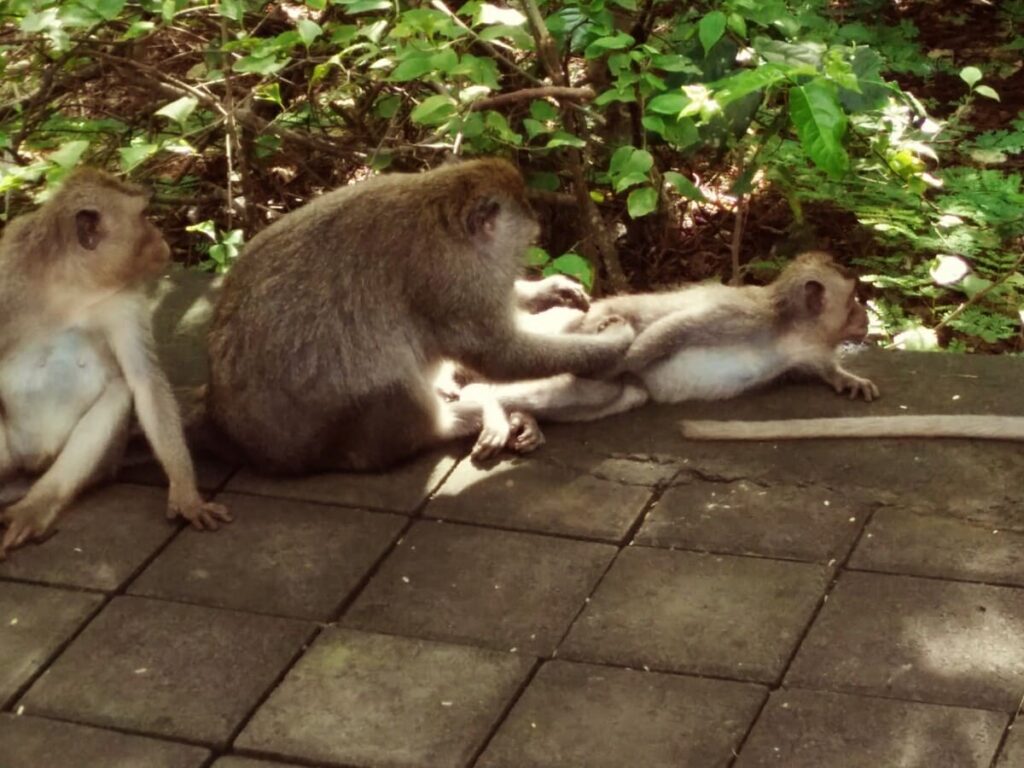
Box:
0;169;230;555
204;158;634;474
458;251;878;458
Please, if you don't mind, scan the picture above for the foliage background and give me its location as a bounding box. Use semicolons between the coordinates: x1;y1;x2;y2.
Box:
1;0;1022;351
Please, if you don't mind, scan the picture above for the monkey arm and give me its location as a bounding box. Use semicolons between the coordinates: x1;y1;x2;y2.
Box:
622;305;766;372
2;381;131;553
458;322;634;381
99;296;231;529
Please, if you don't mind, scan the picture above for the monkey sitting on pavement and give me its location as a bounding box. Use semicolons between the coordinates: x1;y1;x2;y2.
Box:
0;169;231;556
457;251;879;459
204;158;635;474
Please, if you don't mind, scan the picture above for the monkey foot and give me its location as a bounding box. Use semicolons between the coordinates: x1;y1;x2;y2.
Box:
168;498;233;531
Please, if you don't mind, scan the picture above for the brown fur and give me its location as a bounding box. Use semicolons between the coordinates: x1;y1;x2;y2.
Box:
206;158;634;474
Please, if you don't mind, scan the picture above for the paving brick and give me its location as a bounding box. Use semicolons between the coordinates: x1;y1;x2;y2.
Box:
998;720;1024;768
0;485;179;591
131;493;404;619
850;508;1024;586
21;596;313;746
344;521;615;655
212;759;302;768
237;627;532;768
478;660;766;768
426;456;652;541
227;450;457;513
0;582;101;707
786;571;1024;711
561;548;830;682
735;688;1007;768
637;479;864;562
0;714;210;768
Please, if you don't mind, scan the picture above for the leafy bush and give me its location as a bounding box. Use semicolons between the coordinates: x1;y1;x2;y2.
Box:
0;0;1021;350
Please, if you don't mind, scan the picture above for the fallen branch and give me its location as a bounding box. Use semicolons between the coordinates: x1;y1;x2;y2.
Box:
469;86;595;111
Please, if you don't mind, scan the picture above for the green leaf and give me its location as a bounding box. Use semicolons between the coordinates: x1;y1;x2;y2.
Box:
609;146;653;177
90;0;126;20
546;131;586;149
627;186;658;218
344;0;390;12
155;96;198;125
727;12;747;39
220;0;244;21
530;100;559;121
959;66;983;87
525;245;551;266
974;85;1000;101
297;19;322;47
430;48;458;74
390;53;433;81
664;171;707;202
710;65;786;106
647;92;687;115
610;0;637;9
49;140;90;169
234;54;286;75
584;32;635;58
789;79;849;179
698;11;727;56
410;94;457;125
753;36;825;69
614;172;648;193
546;252;593;290
523;118;549;139
119;143;160;172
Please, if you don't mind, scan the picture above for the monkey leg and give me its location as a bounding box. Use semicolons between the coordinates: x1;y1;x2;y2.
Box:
462;375;649;424
1;379;130;555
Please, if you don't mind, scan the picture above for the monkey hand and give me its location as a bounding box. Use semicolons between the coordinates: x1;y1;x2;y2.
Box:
831;370;880;402
167;488;232;531
1;500;59;557
518;275;591;313
471;417;514;462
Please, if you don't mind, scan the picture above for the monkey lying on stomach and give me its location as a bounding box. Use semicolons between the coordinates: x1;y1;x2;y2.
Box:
0;169;230;555
458;251;878;459
205;158;634;474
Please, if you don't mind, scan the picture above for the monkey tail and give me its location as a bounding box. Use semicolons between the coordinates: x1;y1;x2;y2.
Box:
680;415;1024;442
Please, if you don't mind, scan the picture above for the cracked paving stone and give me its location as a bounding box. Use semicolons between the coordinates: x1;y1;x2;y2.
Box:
0;485;180;591
734;688;1007;768
0;714;210;768
637;479;864;562
343;521;615;655
226;449;457;513
130;493;404;619
0;581;102;708
236;627;532;768
477;660;766;768
117;454;236;493
786;571;1024;712
20;596;314;746
426;456;653;541
561;547;830;682
850;508;1024;586
998;721;1024;768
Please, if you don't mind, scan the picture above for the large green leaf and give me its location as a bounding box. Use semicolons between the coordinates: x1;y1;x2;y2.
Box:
410;94;456;125
698;11;726;56
627;186;658;218
710;65;786;106
789;79;849;178
155;96;198;125
297;19;322;47
664;171;707;202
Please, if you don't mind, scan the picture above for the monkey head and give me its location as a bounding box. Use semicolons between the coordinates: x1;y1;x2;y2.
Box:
773;250;870;345
50;168;171;290
447;159;541;256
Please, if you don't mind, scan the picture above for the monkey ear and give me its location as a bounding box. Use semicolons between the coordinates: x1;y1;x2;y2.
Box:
75;209;102;250
804;279;826;314
466;197;501;238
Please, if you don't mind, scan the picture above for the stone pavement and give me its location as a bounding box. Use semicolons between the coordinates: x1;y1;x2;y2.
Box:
1;270;1023;767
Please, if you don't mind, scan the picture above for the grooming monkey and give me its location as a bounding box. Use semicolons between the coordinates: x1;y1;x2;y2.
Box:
459;251;878;458
0;169;230;555
205;158;635;473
